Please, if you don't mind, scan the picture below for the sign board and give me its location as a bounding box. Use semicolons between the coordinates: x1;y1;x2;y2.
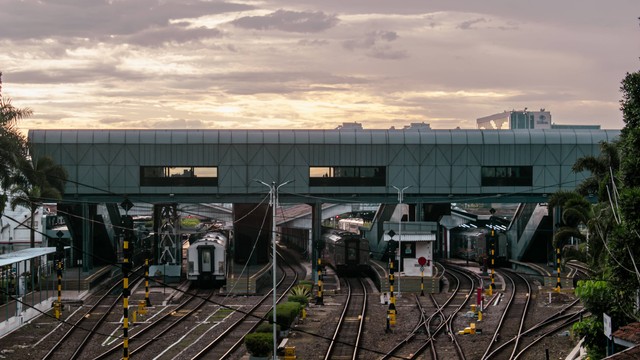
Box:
418;257;427;266
603;313;612;340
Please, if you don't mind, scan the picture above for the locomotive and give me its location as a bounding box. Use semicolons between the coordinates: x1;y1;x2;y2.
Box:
321;228;370;274
186;231;228;287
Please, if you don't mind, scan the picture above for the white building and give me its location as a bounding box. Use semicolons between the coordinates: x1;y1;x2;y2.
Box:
0;200;51;253
477;108;552;130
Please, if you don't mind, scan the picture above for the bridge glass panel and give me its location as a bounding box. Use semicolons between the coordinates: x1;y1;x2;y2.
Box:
140;166;218;186
481;166;532;186
309;166;386;186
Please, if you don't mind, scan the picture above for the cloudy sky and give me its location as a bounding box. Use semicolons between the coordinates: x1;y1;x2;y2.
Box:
1;0;639;132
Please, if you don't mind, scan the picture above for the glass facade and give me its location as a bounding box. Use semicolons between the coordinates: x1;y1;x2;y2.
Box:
309;166;386;186
140;166;218;186
481;166;532;186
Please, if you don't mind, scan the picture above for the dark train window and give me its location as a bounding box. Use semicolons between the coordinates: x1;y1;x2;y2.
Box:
309;166;386;186
140;166;218;186
481;166;532;187
347;242;358;261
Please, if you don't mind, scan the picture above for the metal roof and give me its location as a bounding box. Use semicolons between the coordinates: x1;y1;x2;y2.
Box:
0;247;59;267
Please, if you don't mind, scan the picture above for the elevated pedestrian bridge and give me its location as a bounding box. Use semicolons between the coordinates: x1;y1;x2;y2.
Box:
28;128;619;272
29;129;618;204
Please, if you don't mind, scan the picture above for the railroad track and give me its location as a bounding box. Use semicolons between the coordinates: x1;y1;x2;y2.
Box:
323;277;368;360
381;264;476;360
41;266;143;360
189;251;301;359
481;269;531;360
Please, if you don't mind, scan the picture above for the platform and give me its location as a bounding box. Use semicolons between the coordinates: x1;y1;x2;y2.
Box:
371;259;444;294
0;265;112;338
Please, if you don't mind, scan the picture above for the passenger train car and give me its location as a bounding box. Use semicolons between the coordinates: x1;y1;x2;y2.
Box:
187;231;228;287
451;227;508;266
321;228;370;274
337;218;364;234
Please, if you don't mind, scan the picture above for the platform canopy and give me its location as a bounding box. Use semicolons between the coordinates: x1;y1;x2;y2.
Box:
0;247;58;267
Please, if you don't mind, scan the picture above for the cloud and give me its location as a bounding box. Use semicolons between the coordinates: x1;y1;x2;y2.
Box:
343;30;399;50
124;24;224;47
457;18;487;30
231;9;339;33
0;0;252;41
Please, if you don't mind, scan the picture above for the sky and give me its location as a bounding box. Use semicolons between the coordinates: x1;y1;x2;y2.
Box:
1;1;639;132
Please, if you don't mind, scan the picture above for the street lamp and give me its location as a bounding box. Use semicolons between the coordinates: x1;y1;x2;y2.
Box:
392;185;410;296
255;179;292;360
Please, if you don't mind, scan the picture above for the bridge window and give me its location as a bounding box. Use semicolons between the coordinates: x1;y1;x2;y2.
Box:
481;166;532;187
140;166;218;186
309;166;386;186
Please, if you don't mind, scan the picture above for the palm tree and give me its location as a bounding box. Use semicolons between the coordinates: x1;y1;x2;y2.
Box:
10;155;68;248
548;190;593;289
0;72;30;214
572;140;619;199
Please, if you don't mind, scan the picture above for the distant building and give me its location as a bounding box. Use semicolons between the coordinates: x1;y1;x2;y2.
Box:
477;108;601;130
477;108;551;130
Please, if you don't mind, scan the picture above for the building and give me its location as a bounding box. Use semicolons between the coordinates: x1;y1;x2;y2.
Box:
477;108;552;130
477;108;601;130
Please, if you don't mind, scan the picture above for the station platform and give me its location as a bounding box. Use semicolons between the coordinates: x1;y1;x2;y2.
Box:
510;260;576;290
0;265;113;338
371;259;445;294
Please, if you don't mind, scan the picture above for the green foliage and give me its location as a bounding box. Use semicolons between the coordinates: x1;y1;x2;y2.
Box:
267;301;302;331
572;316;606;360
290;284;311;297
288;295;309;307
244;332;273;357
255;322;280;333
575;280;615;317
180;217;200;228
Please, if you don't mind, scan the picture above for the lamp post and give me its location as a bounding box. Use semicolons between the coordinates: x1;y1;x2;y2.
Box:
392;185;410;296
256;179;292;360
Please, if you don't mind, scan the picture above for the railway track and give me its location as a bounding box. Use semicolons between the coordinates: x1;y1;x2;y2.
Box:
41;266;143;360
323;277;368;360
481;269;531;360
381;264;476;360
189;251;301;359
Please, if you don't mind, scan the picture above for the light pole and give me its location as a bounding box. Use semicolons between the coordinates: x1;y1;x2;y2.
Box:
256;179;292;360
392;185;410;296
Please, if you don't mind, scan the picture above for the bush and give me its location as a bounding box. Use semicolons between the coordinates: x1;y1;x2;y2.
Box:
244;332;273;357
267;301;302;331
288;294;309;307
255;322;280;333
297;280;314;291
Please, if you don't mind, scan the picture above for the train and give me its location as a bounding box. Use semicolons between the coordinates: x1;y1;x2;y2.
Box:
451;227;508;266
186;231;228;287
321;228;370;274
337;218;365;233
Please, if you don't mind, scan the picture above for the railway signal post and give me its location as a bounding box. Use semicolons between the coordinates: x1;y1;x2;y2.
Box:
120;198;134;360
488;208;496;297
418;256;427;296
54;232;65;319
387;236;397;331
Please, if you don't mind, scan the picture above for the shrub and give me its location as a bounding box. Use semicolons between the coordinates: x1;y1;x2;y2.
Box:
290;284;311;298
267;301;302;331
255;322;280;333
244;332;273;357
288;294;309;307
297;280;314;292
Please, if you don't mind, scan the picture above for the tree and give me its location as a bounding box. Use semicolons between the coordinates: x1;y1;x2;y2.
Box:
10;155;68;248
0;72;30;215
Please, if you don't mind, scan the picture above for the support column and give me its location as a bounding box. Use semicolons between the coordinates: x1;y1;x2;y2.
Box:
81;203;94;272
311;202;323;283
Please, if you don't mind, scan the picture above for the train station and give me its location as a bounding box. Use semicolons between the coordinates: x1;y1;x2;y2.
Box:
0;126;618;358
